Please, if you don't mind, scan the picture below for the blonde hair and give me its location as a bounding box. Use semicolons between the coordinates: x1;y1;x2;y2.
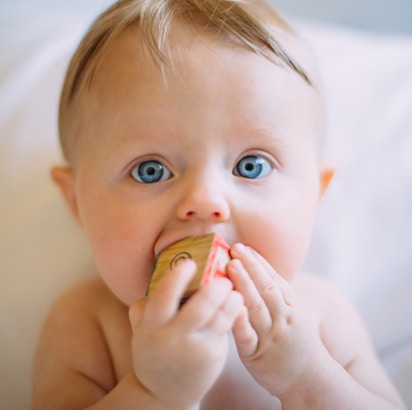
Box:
59;0;311;162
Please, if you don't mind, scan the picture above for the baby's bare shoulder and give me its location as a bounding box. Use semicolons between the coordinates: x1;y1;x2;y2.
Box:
32;277;126;404
293;272;360;314
50;276;111;307
57;276;123;312
293;273;376;367
42;277;123;334
293;273;404;406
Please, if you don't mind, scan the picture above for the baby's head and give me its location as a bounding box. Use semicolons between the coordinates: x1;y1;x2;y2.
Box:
59;0;322;164
53;0;333;305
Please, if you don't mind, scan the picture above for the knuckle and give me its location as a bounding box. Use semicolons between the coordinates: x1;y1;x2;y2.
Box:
248;299;266;315
262;279;276;295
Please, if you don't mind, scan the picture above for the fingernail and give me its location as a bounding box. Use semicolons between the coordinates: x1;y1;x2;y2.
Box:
231;243;245;258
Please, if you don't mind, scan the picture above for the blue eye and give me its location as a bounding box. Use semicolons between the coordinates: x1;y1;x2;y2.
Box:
131;160;172;183
235;155;272;179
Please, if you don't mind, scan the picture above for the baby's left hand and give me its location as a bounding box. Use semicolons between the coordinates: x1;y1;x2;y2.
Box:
227;244;323;397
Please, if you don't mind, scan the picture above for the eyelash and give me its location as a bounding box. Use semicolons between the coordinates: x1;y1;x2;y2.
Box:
130;154;274;184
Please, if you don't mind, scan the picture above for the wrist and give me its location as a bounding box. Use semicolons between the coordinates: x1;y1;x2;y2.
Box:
275;343;332;405
130;373;200;410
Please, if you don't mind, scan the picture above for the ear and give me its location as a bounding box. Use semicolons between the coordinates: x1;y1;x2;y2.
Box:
318;161;335;200
51;166;81;225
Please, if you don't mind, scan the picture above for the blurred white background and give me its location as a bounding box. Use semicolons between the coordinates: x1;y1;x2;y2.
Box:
274;0;412;33
1;0;412;33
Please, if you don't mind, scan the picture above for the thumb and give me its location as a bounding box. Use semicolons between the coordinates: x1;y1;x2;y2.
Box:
129;298;148;330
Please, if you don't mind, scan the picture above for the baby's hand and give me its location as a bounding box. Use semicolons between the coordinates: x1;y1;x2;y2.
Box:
228;244;322;397
129;260;243;409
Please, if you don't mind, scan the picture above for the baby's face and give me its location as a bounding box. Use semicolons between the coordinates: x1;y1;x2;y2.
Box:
67;26;329;305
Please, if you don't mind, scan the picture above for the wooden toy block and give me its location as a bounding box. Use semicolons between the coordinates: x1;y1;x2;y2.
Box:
148;233;231;302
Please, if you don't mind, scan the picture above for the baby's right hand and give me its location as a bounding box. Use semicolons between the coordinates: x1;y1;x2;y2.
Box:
129;260;243;409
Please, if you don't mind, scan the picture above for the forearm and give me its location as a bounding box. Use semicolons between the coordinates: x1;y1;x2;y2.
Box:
86;373;199;410
278;355;405;410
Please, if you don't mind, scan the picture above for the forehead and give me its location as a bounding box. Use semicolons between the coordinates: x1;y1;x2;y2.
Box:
70;6;315;104
64;21;323;165
87;19;317;97
84;27;320;136
59;1;326;163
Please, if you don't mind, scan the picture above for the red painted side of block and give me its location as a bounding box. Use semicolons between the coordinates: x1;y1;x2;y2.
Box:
201;235;230;285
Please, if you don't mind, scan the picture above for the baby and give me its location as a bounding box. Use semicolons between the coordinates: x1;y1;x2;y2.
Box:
32;0;405;409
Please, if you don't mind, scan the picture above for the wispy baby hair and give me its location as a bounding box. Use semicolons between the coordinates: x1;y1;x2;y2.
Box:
59;0;311;161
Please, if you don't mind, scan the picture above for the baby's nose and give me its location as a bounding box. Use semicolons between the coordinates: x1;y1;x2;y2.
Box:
176;178;230;222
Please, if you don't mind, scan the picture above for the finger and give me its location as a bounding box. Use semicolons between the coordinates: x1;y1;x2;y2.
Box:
227;258;272;335
145;259;197;327
201;290;244;335
232;306;258;357
231;243;292;310
252;250;294;307
177;277;234;332
129;298;147;329
231;243;278;289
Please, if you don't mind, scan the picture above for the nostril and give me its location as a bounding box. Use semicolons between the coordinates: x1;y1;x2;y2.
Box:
185;210;222;219
179;196;230;221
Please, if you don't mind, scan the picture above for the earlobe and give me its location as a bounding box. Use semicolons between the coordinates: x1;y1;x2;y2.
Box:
319;162;335;200
50;166;81;224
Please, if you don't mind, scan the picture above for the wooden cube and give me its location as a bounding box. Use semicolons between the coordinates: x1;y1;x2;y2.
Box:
147;233;231;302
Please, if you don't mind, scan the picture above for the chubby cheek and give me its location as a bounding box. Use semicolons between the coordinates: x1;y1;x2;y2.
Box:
238;197;317;282
78;199;156;305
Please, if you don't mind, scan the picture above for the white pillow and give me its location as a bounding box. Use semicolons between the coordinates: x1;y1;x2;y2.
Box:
1;11;411;410
0;11;98;409
300;22;412;405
